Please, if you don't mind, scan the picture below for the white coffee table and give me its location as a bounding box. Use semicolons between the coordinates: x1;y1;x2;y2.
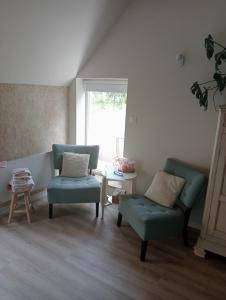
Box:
100;170;137;219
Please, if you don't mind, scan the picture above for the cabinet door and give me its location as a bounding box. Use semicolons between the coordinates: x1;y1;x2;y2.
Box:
207;133;226;240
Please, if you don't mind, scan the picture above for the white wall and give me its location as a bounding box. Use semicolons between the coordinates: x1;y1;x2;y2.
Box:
77;0;226;228
69;79;77;144
68;78;86;144
0;0;132;86
0;152;54;204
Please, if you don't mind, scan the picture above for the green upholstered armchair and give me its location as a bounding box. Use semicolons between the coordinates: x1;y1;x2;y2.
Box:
117;158;207;261
47;144;100;219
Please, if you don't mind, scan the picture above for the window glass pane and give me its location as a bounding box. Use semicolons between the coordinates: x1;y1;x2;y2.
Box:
86;91;127;162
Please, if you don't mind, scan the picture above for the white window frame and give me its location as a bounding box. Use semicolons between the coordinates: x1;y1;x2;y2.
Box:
82;78;128;159
83;79;128;93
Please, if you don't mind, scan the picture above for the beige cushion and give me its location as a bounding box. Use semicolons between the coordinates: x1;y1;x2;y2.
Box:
144;170;185;207
61;152;90;177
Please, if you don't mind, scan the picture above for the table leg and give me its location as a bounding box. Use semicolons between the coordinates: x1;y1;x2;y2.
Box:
132;177;136;194
101;176;107;219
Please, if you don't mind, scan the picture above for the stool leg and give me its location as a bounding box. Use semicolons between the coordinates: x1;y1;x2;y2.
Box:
13;198;17;210
8;193;16;223
27;192;33;210
24;192;31;223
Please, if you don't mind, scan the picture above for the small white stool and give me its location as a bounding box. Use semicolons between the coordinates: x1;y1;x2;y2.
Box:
8;189;32;224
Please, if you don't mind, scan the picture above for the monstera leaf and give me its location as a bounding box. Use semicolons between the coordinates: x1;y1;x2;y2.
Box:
191;82;201;97
205;34;214;59
213;73;226;91
191;82;208;110
200;88;208;110
214;51;226;71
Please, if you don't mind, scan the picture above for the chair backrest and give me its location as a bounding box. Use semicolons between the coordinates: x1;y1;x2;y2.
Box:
52;144;99;172
164;158;207;209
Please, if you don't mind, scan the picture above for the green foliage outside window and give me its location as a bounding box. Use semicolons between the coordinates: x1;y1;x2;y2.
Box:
90;92;127;110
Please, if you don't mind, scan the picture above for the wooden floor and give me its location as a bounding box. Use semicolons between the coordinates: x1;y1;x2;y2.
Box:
0;198;226;300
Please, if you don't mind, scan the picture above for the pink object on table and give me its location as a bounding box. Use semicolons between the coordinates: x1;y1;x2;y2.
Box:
114;157;136;173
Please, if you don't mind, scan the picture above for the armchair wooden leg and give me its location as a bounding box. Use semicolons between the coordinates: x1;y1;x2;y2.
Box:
183;208;191;247
49;204;53;219
117;212;122;227
183;227;189;247
96;203;99;218
140;240;148;262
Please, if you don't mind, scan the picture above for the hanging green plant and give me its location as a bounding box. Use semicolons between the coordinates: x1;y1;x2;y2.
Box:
191;34;226;110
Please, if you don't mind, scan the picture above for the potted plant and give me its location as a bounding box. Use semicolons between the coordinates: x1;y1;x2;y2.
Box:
191;34;226;110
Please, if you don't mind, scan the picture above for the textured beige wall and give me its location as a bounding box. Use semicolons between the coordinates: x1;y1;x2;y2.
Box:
0;84;68;161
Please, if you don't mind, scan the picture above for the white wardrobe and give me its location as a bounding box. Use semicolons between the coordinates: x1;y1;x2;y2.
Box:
195;105;226;258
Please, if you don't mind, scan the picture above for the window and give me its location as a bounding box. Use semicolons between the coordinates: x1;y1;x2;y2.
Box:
84;79;128;164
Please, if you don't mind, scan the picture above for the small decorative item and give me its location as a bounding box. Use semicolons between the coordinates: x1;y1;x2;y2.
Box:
113;157;136;173
0;161;7;168
191;34;226;110
176;53;185;67
114;170;123;176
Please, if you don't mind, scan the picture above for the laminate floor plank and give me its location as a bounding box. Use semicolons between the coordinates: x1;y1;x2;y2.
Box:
0;199;226;300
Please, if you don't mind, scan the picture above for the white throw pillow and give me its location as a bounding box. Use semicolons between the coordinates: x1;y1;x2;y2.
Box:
61;152;90;177
144;170;185;207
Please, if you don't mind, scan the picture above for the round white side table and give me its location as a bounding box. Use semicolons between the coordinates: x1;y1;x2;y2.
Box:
100;170;137;219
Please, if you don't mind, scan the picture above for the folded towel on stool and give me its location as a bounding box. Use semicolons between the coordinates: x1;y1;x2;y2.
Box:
9;168;34;193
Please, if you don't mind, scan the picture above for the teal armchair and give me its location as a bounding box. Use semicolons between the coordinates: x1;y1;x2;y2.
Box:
47;144;100;218
117;158;207;261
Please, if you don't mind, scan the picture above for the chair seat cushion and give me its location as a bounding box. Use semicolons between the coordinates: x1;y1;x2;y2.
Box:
47;175;100;204
119;195;184;241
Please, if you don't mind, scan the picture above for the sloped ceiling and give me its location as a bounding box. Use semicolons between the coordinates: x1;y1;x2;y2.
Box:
0;0;132;86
